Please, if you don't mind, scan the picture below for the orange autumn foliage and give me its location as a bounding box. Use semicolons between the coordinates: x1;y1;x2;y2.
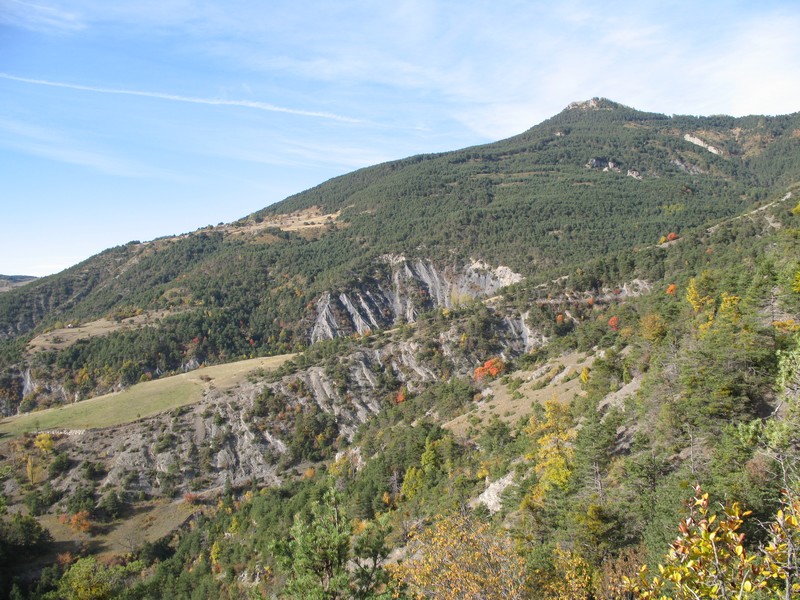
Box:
474;357;505;381
608;316;620;332
56;552;75;567
69;510;92;533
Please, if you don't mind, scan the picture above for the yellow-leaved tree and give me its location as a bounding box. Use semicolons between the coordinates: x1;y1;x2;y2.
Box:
522;398;576;509
686;276;714;314
387;512;527;599
538;547;593;600
34;433;54;455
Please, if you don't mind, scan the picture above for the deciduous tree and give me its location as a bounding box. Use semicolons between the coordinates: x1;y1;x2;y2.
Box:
388;512;527;599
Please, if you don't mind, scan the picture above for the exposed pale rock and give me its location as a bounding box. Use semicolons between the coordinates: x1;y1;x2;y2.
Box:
684;134;722;155
309;258;522;342
471;472;515;514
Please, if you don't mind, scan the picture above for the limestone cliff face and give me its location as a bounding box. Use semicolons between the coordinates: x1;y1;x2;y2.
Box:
0;257;521;417
49;382;283;498
310;256;522;342
36;343;429;497
41;301;541;499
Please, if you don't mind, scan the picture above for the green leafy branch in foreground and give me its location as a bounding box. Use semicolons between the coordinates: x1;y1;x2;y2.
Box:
627;485;800;599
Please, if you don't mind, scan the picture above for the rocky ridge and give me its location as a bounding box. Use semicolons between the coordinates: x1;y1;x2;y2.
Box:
310;256;522;342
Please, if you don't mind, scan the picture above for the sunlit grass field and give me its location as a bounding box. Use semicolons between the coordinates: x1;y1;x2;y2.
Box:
0;354;293;438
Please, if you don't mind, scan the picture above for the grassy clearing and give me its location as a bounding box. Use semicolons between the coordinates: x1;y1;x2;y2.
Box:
215;206;342;241
444;351;593;437
0;276;36;293
38;499;196;560
0;354;293;438
246;206;340;233
27;309;184;354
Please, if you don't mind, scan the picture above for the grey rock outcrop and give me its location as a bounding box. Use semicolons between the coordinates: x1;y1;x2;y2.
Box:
44;298;543;502
310;257;522;342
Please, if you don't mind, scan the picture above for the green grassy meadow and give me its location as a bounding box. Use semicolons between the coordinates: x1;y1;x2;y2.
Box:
0;354;293;438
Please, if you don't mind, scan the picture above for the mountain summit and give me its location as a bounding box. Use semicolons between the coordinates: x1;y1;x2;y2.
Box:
565;97;625;111
1;101;800;599
1;100;799;409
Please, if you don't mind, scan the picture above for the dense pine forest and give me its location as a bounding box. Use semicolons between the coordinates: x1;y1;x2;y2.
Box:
1;100;800;598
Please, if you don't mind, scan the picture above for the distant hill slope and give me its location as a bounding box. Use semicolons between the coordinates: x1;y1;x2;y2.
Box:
1;98;799;411
261;97;800;269
0;275;36;294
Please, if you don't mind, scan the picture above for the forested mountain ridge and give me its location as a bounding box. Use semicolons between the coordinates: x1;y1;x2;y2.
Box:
262;97;800;272
2;99;800;415
1;100;800;598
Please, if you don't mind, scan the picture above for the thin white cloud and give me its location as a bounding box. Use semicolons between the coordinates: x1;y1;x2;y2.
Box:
198;129;393;171
6;138;157;177
699;13;800;117
437;4;800;138
283;141;394;170
0;73;361;123
1;0;85;31
0;118;180;178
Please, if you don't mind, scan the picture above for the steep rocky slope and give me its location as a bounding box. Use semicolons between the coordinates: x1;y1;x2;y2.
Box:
309;256;522;341
10;300;543;499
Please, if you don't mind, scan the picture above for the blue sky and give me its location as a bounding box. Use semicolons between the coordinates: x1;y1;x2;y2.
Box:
2;1;800;276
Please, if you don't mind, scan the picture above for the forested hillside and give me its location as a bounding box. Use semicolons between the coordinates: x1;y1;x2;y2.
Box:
0;276;36;294
1;100;800;599
2;99;800;415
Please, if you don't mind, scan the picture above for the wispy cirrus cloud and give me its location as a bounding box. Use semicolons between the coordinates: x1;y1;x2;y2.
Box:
700;12;800;116
1;0;85;31
0;73;361;123
0;118;179;178
209;142;389;171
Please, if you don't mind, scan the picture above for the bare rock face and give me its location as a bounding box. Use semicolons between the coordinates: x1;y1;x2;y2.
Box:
49;382;284;503
501;311;544;353
470;472;515;514
671;157;705;175
42;298;543;505
567;98;602;110
684;133;722;156
310;257;522;342
585;158;622;173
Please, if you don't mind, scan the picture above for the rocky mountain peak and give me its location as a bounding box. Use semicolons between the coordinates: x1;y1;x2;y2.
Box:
565;97;622;111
